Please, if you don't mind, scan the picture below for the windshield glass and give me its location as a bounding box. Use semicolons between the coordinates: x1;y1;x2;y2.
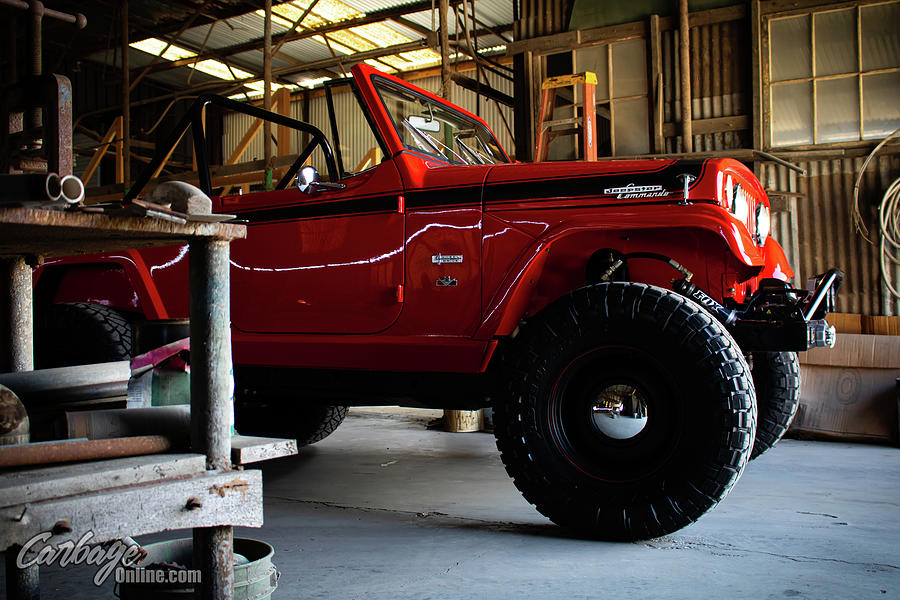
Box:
374;78;509;165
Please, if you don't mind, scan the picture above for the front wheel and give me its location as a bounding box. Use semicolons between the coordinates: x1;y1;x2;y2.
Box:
494;282;756;541
749;351;801;459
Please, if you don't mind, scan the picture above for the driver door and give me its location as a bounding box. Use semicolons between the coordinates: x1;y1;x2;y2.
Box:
218;83;404;335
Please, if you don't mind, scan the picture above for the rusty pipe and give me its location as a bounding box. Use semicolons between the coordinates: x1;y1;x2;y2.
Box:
0;435;174;468
0;0;86;28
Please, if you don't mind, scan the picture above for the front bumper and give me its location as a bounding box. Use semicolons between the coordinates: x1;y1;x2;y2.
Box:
673;269;842;353
729;269;842;352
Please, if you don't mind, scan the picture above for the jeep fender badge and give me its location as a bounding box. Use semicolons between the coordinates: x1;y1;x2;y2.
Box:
432;254;463;264
436;275;458;287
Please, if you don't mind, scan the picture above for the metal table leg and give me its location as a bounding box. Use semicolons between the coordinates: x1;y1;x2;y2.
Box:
1;257;33;373
189;239;235;599
1;257;38;600
4;548;39;600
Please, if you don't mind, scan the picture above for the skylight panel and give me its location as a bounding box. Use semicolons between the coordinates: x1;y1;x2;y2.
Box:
130;38;196;61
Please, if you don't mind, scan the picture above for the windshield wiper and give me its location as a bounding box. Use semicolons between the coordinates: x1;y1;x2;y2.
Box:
456;136;496;164
402;118;443;155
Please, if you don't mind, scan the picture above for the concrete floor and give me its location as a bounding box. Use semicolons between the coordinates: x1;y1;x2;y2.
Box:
25;408;900;599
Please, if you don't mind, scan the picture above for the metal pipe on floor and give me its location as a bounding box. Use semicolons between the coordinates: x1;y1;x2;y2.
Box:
0;434;174;468
0;361;130;404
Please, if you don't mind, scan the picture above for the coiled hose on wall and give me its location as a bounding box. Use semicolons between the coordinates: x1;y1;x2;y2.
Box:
852;126;900;299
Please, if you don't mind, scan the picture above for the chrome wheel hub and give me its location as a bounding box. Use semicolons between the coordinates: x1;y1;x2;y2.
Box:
590;384;650;440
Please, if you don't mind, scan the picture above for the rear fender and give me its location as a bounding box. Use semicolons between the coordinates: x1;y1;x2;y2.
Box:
35;251;169;319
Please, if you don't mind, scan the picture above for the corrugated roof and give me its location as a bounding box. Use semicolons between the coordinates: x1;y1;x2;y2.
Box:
106;0;512;96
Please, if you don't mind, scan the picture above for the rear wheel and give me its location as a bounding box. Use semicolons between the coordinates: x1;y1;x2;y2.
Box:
236;396;348;447
36;302;133;368
494;282;756;541
749;351;801;459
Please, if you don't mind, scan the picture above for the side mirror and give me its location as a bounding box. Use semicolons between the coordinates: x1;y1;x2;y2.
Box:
296;165;319;193
295;165;346;194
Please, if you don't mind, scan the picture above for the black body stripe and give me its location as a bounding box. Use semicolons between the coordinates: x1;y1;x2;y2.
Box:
227;159;710;223
485;160;708;203
404;186;482;210
234;195;397;223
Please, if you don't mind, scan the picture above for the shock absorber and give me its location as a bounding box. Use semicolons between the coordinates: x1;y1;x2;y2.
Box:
599;251;738;327
671;277;738;325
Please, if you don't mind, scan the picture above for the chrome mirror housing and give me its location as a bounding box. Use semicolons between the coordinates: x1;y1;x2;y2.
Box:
296;165;319;194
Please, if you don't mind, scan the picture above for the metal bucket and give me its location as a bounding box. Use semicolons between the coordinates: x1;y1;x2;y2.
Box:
116;537;278;600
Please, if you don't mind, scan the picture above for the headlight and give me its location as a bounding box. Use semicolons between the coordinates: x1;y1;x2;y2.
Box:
733;183;750;224
724;174;734;211
755;203;770;245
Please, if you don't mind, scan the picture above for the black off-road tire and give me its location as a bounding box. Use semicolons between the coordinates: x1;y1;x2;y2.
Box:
36;302;134;368
236;398;348;447
294;404;348;446
749;351;801;459
494;282;756;541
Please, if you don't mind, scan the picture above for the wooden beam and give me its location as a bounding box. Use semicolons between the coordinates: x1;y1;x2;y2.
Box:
450;72;514;106
759;0;887;17
81;116;122;184
662;114;751;137
506;5;747;56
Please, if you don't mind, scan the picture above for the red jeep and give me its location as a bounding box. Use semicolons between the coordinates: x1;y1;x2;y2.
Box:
35;64;840;540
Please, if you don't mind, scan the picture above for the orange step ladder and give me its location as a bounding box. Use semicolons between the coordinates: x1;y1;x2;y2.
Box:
534;72;598;162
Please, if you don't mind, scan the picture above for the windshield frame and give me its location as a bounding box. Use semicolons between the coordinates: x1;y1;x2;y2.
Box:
372;75;510;166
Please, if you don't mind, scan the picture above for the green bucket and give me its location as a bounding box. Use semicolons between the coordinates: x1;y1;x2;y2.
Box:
116;537;278;600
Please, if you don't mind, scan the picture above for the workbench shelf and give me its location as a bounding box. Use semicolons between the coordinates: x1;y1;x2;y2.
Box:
0;207;258;600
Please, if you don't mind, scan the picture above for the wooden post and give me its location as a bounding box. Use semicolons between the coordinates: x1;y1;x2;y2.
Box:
275;87;291;157
263;0;273;175
750;0;763;151
678;0;692;153
444;409;484;433
122;0;131;187
189;239;234;599
439;0;451;99
649;14;664;154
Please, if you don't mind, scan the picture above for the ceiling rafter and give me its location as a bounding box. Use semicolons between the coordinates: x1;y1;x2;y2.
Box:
131;0;467;79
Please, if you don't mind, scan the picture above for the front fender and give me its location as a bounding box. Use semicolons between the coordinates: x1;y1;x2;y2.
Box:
478;202;772;339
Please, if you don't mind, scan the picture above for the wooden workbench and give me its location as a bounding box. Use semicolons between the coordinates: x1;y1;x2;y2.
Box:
0;207;251;600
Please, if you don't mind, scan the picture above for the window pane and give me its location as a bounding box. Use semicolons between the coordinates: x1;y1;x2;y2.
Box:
574;45;609;100
815;9;857;76
863;71;900;139
612;38;647;98
817;77;860;143
771;15;812;81
613;98;650;155
772;81;813;146
861;3;900;71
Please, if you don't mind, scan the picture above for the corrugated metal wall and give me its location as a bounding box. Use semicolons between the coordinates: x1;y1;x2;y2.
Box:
662;18;750;153
222;70;514;173
759;153;900;316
